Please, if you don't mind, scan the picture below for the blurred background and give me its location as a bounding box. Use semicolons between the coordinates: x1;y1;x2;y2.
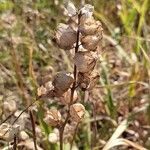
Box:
0;0;150;149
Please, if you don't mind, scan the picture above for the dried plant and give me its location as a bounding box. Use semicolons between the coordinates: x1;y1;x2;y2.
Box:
0;1;150;150
37;2;103;150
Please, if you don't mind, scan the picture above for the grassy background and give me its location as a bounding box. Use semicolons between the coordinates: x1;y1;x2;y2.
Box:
0;0;150;149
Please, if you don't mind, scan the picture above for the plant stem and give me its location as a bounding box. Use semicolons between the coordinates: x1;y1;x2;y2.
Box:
91;103;98;149
70;122;79;150
29;110;38;150
3;99;38;137
13;134;17;150
59;13;81;150
8;33;30;106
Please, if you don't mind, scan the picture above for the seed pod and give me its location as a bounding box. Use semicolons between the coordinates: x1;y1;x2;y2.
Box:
37;81;56;98
44;109;62;126
59;89;78;105
37;85;47;97
70;103;85;122
88;71;100;90
79;17;102;36
52;72;74;93
78;72;90;90
55;23;77;50
78;71;100;90
81;34;101;51
74;51;97;73
66;2;77;17
80;4;94;20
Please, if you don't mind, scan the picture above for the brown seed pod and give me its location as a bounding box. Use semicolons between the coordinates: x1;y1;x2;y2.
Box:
78;72;91;90
81;34;101;51
37;81;56;98
79;4;94;21
88;71;100;90
78;71;100;90
74;51;97;73
44;109;62;126
52;72;74;93
79;17;102;36
59;89;78;105
37;85;47;97
55;23;77;50
70;103;85;122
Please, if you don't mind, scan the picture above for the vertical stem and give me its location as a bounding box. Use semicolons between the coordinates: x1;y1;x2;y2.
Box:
8;33;29;106
29;110;38;150
3;99;38;137
91;103;98;149
59;13;81;150
70;122;79;150
13;134;17;150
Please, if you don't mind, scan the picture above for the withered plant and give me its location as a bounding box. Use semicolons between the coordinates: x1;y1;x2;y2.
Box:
38;2;103;150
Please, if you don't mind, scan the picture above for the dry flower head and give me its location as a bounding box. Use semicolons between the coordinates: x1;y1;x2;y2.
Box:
44;109;62;126
70;103;85;122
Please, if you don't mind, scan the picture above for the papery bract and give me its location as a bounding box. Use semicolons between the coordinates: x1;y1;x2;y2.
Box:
52;72;74;93
80;17;102;36
55;23;77;50
66;2;77;17
44;109;62;126
59;89;78;105
74;51;97;73
70;103;85;122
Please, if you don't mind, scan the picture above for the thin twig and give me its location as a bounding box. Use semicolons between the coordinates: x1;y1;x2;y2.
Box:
29;110;38;150
8;32;29;106
0;112;15;125
3;99;39;137
91;103;98;149
13;134;17;150
59;114;70;150
70;122;79;150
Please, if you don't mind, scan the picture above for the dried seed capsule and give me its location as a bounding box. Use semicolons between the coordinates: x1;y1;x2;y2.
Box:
59;89;78;105
55;23;77;50
81;34;101;51
70;103;85;122
79;17;102;36
44;109;62;126
78;72;90;90
37;85;47;97
66;2;77;17
52;72;74;93
78;71;100;90
87;71;100;90
74;51;97;73
37;81;56;98
80;4;94;20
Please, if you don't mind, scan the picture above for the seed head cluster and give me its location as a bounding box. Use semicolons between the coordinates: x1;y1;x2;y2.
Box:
37;2;103;143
